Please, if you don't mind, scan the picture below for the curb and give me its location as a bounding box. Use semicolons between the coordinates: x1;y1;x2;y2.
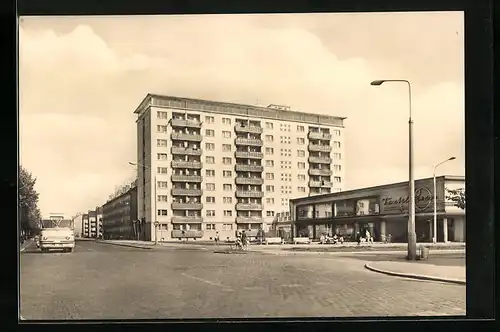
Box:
95;241;153;250
364;263;466;285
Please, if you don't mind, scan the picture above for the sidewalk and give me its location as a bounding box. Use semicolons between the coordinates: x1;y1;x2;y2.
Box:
364;260;466;285
20;239;33;252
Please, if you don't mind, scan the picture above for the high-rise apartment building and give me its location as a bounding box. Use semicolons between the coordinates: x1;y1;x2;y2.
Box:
134;94;346;241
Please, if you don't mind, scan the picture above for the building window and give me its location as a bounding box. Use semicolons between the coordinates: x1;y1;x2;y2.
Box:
266;211;275;217
206;156;215;164
297;125;305;132
222;144;232;152
334;164;342;172
157;125;168;133
334;129;341;136
223;184;232;191
222;118;231;125
206;169;216;177
297;174;306;181
206;210;216;217
265;122;273;129
223;197;233;204
333;141;341;148
265;160;274;167
265;173;274;180
205;143;215;150
298;186;306;192
265;147;274;155
297;150;305;157
157;111;168;119
265;135;274;142
333;153;342;160
205;129;215;136
266;185;275;192
334;176;342;183
223;170;232;177
206;196;216;203
157;139;168;147
223;210;232;217
222;157;232;165
266;198;275;204
160;224;168;230
297;137;305;145
157;167;168;174
222;131;231;138
205;116;215;124
297;162;306;169
157;181;168;188
222;224;233;231
157;195;168;202
158;153;169;160
206;183;216;191
157;209;168;216
206;223;216;230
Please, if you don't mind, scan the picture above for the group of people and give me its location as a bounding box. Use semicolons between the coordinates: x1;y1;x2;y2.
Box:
357;229;374;244
319;233;344;244
235;230;249;250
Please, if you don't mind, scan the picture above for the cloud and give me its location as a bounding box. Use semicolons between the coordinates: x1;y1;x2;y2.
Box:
19;14;464;216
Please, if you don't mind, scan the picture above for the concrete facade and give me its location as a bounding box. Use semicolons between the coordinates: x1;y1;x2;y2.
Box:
134;94;346;241
102;186;138;240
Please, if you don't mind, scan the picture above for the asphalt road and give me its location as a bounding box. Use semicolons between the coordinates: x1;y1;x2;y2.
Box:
20;240;466;320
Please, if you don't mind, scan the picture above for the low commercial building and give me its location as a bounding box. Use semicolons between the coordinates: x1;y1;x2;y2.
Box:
289;175;465;243
102;185;138;240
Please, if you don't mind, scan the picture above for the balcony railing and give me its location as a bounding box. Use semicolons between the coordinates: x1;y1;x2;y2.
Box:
308;156;332;164
171;188;203;196
171;202;203;210
309;180;333;188
235;138;263;146
171;175;203;182
171;230;204;238
308;131;332;140
235;125;263;134
234;229;259;237
170;119;202;128
171;132;203;142
171;161;203;169
235;191;265;198
235;151;264;159
236;203;263;211
171;147;202;156
235;217;264;224
308;144;332;152
308;168;332;176
235;164;264;172
171;216;203;224
235;177;264;185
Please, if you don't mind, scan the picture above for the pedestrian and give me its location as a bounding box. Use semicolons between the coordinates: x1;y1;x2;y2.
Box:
215;231;220;246
241;230;248;251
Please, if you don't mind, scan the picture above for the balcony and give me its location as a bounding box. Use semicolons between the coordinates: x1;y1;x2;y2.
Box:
235;229;259;237
171;147;202;156
171;216;203;223
236;217;264;224
171;188;203;196
236;203;263;211
235;164;264;172
171;132;203;142
235;177;264;185
235;138;263;146
309;180;333;188
308;131;332;140
235;191;265;198
235;151;264;159
308;168;332;176
171;119;202;128
171;174;203;182
171;202;203;210
171;230;204;238
171;161;202;169
235;124;263;134
308;144;332;152
308;156;332;164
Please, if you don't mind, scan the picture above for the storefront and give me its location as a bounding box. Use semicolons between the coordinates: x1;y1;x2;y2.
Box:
290;175;465;243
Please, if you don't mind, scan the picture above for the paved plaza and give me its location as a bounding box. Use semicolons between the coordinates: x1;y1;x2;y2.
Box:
20;240;466;320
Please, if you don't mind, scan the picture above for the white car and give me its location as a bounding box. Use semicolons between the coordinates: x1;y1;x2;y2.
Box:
39;228;75;253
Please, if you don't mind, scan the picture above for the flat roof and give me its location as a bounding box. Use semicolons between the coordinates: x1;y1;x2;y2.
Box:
290;175;465;204
133;93;346;127
103;185;137;207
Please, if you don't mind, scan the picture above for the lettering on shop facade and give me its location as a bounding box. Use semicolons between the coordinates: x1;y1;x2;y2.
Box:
381;186;436;214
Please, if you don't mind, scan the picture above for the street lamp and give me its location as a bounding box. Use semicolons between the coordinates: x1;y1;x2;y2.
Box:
129;161;158;245
370;79;417;260
433;156;456;243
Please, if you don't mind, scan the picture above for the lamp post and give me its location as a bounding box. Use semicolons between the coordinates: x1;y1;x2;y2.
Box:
433;156;456;243
129;161;158;245
370;79;417;260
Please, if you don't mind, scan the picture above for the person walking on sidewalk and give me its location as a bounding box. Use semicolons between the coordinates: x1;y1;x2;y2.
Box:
241;230;248;251
214;231;220;246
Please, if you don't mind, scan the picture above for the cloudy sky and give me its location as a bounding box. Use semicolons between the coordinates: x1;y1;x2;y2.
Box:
19;12;464;217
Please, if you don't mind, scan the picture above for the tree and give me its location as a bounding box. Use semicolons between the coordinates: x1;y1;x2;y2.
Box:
446;188;465;210
19;166;42;235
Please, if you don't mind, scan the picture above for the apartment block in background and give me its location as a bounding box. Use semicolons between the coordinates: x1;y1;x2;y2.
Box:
102;185;138;240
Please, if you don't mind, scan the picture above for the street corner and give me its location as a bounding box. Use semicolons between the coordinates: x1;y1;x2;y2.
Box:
95;240;154;250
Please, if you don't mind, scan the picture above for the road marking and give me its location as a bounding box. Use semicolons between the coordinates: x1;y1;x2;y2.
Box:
181;273;234;291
